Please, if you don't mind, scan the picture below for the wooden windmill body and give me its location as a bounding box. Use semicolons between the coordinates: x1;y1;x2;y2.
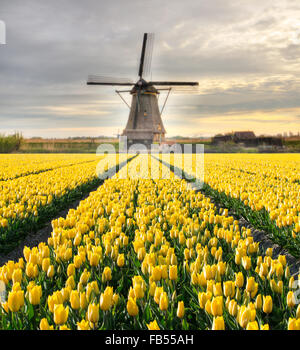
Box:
87;33;198;148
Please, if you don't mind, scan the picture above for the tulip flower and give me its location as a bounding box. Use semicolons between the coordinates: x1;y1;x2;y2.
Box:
152;266;162;281
7;290;24;312
211;296;223;317
28;285;42;305
159;292;169;311
212;316;225;330
169;265;178;281
87;303;99;323
70;290;80;310
147;320;160;330
263;295;273;314
40;318;53;330
287;291;296;308
235;272;244;288
246;321;259;330
102;267;112;282
53;304;69;325
177;301;185;319
127;297;138;317
100;287;113;311
77;320;90;330
117;254;125;267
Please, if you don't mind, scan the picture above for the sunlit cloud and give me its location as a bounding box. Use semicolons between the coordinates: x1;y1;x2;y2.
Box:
0;0;300;138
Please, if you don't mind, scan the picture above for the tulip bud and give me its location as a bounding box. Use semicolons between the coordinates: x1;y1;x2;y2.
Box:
263;295;273;314
8;290;24;312
80;292;87;309
212;282;221;297
287;291;296;308
198;292;207;309
177;301;185;318
47;265;55;278
117;254;125;267
211;296;223;317
235;272;244;288
246;321;259;330
147;320;160;330
255;294;262;310
127;297;138;317
152;266;162;281
70;290;80;310
260;324;269;330
87;303;99;323
102;266;112;282
29;285;42;305
159;292;169;311
77;319;90;330
40;318;53;330
212;316;225;330
169;265;178;281
53;304;69;325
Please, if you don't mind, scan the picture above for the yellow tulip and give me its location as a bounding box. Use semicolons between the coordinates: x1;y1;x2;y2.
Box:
255;294;262;310
263;295;273;314
28;285;42;305
117;254;125;267
159;292;169;311
100;287;113;311
53;304;69;325
102;267;112;282
8;290;24;312
246;321;259;330
177;301;185;318
40;318;53;330
77;319;90;330
287;291;296;308
70;290;80;310
87;303;99;323
152;266;162;281
235;272;244;288
127;297;138;317
12;269;22;284
211;296;223;316
147;320;160;330
47;265;55;278
67;263;75;277
260;324;270;330
169;265;178;281
212;316;225;330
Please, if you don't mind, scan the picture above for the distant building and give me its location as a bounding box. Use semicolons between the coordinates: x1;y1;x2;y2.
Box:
212;131;283;147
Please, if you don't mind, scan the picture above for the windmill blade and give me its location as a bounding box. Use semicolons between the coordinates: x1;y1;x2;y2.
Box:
157;85;201;95
138;33;155;79
150;81;199;86
142;33;155;79
87;75;134;86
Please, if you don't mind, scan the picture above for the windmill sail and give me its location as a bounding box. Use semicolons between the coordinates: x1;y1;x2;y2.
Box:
87;75;134;86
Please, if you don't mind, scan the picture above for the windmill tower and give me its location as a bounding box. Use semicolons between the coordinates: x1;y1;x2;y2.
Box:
87;33;198;148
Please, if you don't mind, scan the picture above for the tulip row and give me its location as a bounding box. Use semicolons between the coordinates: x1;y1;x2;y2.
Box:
158;153;300;257
0;154;131;254
0;154;299;330
0;154;98;181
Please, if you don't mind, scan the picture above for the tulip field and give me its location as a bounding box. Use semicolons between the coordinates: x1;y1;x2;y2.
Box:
0;153;300;330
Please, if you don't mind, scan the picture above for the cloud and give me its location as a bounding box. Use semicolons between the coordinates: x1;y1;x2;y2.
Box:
0;0;300;137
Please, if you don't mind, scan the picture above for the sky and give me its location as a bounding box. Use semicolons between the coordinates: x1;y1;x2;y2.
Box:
0;0;300;138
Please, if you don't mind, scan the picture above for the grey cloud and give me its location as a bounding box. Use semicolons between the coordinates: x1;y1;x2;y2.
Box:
0;0;300;136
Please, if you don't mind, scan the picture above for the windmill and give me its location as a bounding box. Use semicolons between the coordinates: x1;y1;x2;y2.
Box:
87;33;199;148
